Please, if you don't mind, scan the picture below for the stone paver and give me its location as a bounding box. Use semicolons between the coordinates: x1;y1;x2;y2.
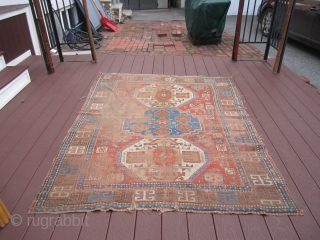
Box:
63;20;264;59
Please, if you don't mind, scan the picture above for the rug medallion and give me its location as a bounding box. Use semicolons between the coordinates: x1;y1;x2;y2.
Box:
29;73;302;215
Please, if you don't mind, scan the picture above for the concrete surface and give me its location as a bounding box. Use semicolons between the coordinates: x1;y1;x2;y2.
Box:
132;9;320;90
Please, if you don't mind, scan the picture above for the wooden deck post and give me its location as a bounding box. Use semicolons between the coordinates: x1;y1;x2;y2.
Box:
34;0;55;73
82;0;98;63
232;0;245;61
273;0;294;72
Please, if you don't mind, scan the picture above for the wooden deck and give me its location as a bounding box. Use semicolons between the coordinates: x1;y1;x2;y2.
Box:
0;54;320;240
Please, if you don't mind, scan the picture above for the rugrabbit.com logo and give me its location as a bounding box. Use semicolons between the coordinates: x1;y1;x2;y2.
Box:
10;214;89;229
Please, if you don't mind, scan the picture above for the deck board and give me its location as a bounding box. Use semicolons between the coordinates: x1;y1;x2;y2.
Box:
153;55;164;74
135;211;161;240
0;60;86;191
142;55;154;74
108;54;126;73
163;56;174;75
131;55;144;74
193;56;209;77
235;60;320;224
106;212;136;240
215;58;295;239
162;212;189;240
244;61;320;161
253;61;320;125
78;212;110;240
119;55;134;73
280;63;320;107
0;56;73;129
0;55;106;240
1;54;319;240
214;215;244;240
173;56;186;76
203;56;219;77
221;57;320;239
50;213;85;240
239;215;272;240
206;58;274;240
187;214;216;240
183;56;197;76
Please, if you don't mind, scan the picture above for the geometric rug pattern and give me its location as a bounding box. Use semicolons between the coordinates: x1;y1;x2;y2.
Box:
29;73;302;215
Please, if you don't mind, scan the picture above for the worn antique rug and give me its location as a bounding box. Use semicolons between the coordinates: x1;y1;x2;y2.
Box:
29;73;302;215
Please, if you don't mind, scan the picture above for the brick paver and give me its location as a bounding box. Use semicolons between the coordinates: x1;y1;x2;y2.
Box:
64;20;264;59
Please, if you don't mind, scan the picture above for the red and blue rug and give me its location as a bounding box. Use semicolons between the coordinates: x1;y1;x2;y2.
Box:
29;73;302;215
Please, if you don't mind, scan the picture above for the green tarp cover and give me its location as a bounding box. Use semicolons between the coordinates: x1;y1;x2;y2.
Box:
185;0;231;39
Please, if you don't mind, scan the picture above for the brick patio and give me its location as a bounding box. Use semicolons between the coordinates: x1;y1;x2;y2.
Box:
68;20;264;59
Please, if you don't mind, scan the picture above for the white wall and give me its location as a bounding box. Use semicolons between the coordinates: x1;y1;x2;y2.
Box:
0;0;29;6
181;0;259;16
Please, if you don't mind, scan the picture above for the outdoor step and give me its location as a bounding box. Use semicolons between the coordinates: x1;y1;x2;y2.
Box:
0;65;31;110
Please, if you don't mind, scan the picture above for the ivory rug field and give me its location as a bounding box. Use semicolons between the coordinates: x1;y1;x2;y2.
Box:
29;73;302;215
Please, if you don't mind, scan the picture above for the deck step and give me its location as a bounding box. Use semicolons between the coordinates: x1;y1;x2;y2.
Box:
0;65;31;110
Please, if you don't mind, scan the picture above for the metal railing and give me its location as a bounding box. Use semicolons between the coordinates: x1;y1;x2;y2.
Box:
233;0;296;72
29;0;104;67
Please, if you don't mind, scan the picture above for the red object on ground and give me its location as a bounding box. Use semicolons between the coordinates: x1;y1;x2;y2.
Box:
92;0;118;32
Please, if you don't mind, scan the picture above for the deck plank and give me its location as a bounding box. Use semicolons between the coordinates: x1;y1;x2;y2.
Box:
106;212;136;240
119;55;134;73
153;55;164;74
0;55;108;240
221;57;320;239
142;55;154;74
22;214;55;240
163;56;174;75
162;212;189;240
202;56;219;77
78;212;110;240
131;55;144;74
0;59;85;187
253;60;320;136
173;56;186;76
108;54;126;73
214;215;244;240
183;56;197;76
50;213;86;240
187;214;216;240
235;60;320;222
220;59;299;240
134;211;161;240
280;63;320;107
17;54;45;74
210;57;272;240
239;215;272;240
245;61;320;161
193;56;209;77
0;55;78;134
264;216;299;240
